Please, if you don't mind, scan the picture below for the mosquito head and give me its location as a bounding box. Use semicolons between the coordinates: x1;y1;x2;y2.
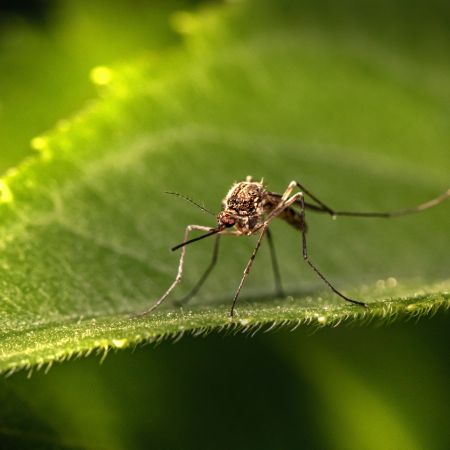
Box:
217;211;236;229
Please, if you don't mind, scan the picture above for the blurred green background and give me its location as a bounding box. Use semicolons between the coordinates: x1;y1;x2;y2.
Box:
0;1;449;449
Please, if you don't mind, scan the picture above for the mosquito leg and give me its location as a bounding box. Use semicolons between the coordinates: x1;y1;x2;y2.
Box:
319;188;450;218
297;193;368;307
266;228;285;297
294;181;335;215
230;225;268;317
264;181;297;223
175;234;221;306
292;182;450;219
281;181;297;201
135;225;214;317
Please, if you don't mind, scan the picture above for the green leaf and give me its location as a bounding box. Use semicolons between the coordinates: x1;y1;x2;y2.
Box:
1;0;449;375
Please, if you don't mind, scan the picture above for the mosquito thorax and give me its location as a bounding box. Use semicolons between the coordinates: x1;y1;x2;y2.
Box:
218;180;268;234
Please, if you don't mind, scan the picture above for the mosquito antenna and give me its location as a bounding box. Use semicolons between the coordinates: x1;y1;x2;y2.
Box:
172;228;222;251
165;191;215;216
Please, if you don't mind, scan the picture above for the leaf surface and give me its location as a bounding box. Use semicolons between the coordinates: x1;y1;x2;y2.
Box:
1;0;449;374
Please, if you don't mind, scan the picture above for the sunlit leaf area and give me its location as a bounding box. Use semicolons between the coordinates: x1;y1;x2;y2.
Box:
0;0;449;448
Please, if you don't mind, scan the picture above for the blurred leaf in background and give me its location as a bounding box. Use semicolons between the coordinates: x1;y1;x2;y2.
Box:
0;0;449;449
0;0;197;173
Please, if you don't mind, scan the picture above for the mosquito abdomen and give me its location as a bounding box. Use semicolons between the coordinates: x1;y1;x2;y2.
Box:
278;206;307;231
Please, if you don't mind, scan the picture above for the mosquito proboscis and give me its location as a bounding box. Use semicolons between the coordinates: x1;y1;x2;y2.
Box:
136;176;450;317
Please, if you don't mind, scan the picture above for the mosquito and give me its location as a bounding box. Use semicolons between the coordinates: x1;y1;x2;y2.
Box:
137;176;449;318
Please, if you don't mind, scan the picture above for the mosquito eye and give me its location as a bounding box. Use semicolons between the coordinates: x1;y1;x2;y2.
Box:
223;216;235;228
